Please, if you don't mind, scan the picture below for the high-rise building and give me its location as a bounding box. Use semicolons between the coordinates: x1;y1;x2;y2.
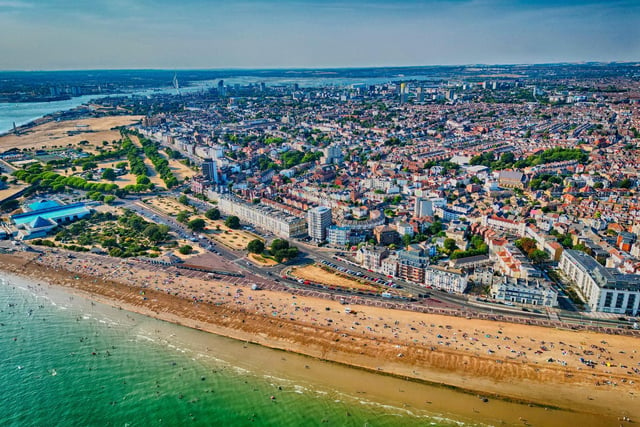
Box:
202;159;219;184
400;82;408;103
308;206;332;243
445;89;455;101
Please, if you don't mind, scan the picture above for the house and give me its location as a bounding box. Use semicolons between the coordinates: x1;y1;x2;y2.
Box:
374;225;399;246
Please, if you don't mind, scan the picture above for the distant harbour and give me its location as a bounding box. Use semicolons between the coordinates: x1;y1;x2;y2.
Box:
0;94;102;135
0;73;441;135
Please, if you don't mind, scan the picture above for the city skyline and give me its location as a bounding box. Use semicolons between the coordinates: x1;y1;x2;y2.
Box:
0;0;638;70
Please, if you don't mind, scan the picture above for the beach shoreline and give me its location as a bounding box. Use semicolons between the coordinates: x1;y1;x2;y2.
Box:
1;249;639;423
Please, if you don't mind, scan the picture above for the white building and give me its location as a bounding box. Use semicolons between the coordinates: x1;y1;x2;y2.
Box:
327;225;350;246
308;206;332;243
356;245;389;271
380;255;398;277
218;194;307;239
490;277;558;307
395;221;414;237
559;250;640;315
424;266;468;294
482;215;526;237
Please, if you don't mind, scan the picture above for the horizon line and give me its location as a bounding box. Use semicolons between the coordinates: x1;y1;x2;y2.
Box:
2;60;639;73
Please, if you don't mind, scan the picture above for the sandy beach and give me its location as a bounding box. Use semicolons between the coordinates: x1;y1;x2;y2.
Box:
1;249;639;422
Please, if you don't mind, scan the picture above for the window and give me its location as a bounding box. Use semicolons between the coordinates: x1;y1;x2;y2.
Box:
626;294;636;312
604;291;613;307
615;293;625;309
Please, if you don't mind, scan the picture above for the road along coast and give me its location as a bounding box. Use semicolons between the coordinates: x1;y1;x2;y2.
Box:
1;250;638;423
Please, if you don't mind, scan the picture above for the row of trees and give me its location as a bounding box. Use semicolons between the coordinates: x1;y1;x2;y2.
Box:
13;164;120;196
139;136;179;188
119;130;179;189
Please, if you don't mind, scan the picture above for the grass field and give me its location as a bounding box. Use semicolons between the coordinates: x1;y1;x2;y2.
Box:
208;223;262;250
0;116;143;154
0;117;195;191
248;253;278;266
144;196;261;250
145;196;192;216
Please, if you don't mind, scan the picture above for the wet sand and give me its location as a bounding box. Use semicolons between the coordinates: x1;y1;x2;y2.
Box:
1;250;639;423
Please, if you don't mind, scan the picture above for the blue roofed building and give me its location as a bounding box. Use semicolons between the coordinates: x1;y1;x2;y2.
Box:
11;199;91;240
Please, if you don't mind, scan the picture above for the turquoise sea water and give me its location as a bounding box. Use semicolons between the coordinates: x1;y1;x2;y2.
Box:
0;278;468;427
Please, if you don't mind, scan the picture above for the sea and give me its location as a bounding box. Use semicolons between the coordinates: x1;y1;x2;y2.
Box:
0;275;620;427
0;276;466;427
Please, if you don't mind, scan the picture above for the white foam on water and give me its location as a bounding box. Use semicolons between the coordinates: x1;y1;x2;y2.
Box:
136;334;156;343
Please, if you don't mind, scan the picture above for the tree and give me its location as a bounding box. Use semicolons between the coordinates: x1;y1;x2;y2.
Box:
82;161;97;171
401;233;412;248
102;238;118;248
225;215;240;229
529;249;550;264
515;237;537;255
270;239;290;252
136;175;151;185
178;194;189;205
618;178;632;189
269;239;298;263
428;220;443;236
470;235;485;249
205;208;221;220
444;238;458;253
573;243;589;253
143;224;169;243
187;218;205;232
176;211;190;223
0;199;19;212
247;239;265;254
101;168;117;181
179;245;193;255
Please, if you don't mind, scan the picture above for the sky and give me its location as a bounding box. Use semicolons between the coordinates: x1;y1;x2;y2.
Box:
0;0;638;70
